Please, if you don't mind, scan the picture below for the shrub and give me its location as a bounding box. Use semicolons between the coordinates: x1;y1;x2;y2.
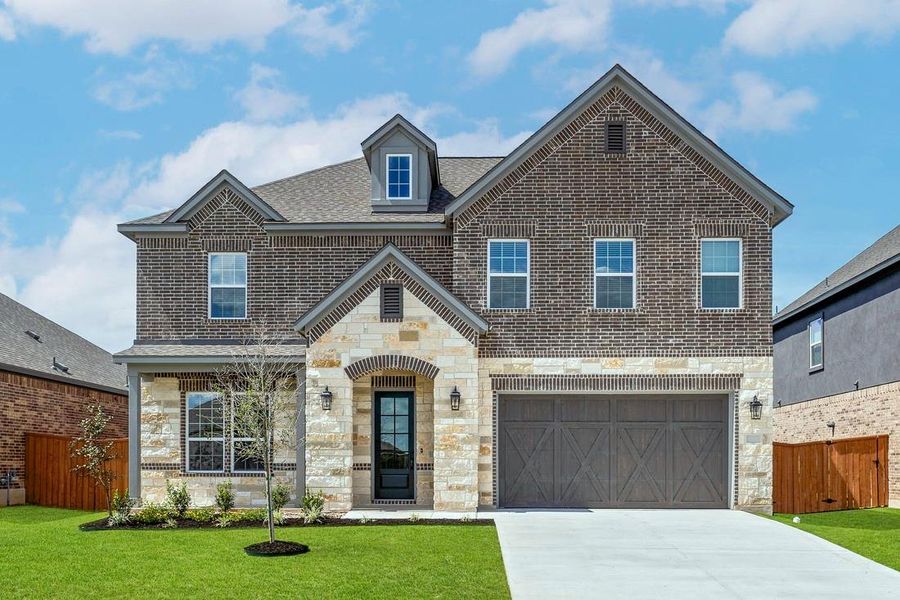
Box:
185;506;217;524
239;508;268;522
265;510;285;526
215;512;239;528
301;489;325;524
215;481;235;513
133;501;169;525
270;480;291;512
408;513;421;523
108;489;136;527
165;480;191;518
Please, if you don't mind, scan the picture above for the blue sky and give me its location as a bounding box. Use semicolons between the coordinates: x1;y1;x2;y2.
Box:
0;0;898;351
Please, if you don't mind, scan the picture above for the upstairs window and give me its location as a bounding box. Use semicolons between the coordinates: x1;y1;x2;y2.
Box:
386;153;412;200
488;240;529;309
700;239;741;309
209;253;247;319
595;239;635;309
186;392;224;472
809;317;824;370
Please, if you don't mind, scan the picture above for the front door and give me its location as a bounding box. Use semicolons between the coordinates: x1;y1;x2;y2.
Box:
374;391;415;500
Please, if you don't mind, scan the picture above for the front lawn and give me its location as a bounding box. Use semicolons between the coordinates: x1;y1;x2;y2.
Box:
0;505;510;599
771;508;900;571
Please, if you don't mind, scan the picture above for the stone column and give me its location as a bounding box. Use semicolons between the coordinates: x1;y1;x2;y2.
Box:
305;364;353;512
432;356;480;512
295;367;306;504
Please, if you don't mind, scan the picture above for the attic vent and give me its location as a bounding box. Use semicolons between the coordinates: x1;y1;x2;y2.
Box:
52;357;69;373
380;284;403;321
25;330;41;342
605;122;626;153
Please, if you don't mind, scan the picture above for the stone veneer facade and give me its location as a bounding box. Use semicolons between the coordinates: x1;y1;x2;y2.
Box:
774;381;900;508
138;374;297;507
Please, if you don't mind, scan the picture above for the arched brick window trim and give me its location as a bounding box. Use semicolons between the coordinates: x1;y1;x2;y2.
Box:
344;355;440;380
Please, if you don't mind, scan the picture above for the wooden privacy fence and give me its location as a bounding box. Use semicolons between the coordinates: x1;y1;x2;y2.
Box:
773;435;888;514
25;432;128;511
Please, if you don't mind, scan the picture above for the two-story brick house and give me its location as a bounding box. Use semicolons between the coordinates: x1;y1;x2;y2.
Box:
115;65;792;513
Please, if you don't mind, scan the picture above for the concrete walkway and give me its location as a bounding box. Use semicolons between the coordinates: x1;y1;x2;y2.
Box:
493;509;900;600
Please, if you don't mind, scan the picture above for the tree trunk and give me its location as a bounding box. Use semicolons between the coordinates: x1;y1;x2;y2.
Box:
265;470;275;544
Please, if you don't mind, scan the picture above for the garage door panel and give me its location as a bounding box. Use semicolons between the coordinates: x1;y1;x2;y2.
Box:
499;395;729;509
617;426;668;504
559;425;611;506
501;424;555;507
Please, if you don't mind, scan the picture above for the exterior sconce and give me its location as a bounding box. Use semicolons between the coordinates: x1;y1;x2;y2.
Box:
749;395;763;420
320;386;333;411
449;386;461;411
827;421;836;436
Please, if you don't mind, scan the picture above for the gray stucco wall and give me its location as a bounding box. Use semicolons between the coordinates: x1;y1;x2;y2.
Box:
773;265;900;405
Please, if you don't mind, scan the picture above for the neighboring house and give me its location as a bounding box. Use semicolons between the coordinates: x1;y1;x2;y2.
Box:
0;292;127;505
773;225;899;507
114;65;792;514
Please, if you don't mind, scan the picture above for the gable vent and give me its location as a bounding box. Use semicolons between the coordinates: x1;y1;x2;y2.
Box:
605;122;626;153
380;284;403;321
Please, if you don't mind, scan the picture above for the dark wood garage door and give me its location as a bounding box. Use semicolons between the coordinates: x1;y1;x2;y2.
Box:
498;394;729;508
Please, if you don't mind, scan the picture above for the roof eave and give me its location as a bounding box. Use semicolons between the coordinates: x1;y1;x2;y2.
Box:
773;253;900;326
117;222;189;240
163;169;287;224
0;362;127;396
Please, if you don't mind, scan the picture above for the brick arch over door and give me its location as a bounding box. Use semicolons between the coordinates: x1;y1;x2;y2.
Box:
344;355;440;381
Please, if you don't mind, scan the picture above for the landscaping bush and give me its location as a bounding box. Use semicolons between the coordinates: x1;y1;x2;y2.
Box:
165;480;191;518
239;508;268;522
133;501;169;525
108;490;136;526
270;480;291;511
215;481;235;513
301;490;325;524
185;507;217;524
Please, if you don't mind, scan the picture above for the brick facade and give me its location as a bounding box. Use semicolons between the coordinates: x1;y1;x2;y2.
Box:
774;381;900;508
0;369;127;504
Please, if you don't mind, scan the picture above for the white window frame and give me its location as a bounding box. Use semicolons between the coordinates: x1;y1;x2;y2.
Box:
700;238;743;310
487;239;530;310
208;252;248;320
808;317;824;370
230;393;265;474
385;153;413;200
593;238;636;309
185;391;225;474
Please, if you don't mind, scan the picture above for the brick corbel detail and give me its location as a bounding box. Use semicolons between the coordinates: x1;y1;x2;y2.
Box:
344;355;440;380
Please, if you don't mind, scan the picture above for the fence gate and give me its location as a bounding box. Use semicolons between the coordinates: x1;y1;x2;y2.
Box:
25;432;128;511
773;435;888;514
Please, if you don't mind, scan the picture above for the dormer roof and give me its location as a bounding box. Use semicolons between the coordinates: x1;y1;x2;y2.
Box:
361;114;440;185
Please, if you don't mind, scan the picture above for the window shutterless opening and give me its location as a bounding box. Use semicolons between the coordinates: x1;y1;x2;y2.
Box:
487;239;530;309
700;239;742;309
809;317;824;370
208;252;247;319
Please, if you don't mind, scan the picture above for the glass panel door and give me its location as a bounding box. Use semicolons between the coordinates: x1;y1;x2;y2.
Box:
374;391;415;500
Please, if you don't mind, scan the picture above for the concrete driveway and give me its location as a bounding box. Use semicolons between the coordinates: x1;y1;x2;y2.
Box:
493;510;900;599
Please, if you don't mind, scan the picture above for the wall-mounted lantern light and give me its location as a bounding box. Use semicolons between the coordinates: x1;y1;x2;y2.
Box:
450;386;461;411
826;421;836;436
320;386;333;411
749;395;763;420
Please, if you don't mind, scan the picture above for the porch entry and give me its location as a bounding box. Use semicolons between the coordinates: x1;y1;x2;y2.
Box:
374;390;415;500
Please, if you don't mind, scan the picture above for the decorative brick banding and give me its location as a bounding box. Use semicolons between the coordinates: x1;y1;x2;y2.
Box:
490;373;742;392
344;355;440;380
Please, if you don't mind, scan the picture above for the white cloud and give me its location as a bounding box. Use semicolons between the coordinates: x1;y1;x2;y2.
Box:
92;52;191;111
234;64;307;122
292;0;370;54
3;0;370;55
0;9;15;41
0;198;25;241
629;0;731;10
99;129;143;141
468;0;612;79
725;0;900;56
701;72;818;138
437;119;530;156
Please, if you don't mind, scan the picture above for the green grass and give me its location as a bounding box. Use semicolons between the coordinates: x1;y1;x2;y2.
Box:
771;508;900;571
0;506;510;599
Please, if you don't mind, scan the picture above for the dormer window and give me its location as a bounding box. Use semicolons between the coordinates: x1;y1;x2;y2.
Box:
386;154;412;200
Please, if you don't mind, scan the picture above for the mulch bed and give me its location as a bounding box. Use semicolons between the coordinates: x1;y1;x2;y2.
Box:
80;516;495;531
244;540;309;557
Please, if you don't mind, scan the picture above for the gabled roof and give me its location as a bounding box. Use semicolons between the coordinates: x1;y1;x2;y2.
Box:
773;225;900;326
164;169;286;224
0;292;126;394
295;243;490;335
444;64;794;226
361;114;440;185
